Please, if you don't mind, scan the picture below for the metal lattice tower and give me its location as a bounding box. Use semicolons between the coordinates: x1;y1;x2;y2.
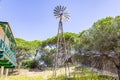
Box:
53;5;70;77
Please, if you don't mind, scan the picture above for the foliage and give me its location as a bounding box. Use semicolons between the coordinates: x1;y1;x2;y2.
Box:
41;32;79;48
76;16;120;79
16;38;42;55
30;59;39;68
78;16;120;54
21;59;40;69
21;59;33;69
40;55;53;67
15;38;41;68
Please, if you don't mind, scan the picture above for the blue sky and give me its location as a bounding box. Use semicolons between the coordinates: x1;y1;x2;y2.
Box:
0;0;120;41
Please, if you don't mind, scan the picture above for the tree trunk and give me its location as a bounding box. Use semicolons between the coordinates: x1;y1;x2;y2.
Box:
116;64;120;80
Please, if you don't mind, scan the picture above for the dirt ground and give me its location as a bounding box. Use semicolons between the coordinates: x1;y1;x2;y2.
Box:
16;66;75;80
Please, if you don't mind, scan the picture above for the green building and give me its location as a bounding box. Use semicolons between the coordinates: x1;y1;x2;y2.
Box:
0;21;16;70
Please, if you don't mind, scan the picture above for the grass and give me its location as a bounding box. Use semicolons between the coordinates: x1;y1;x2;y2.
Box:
48;66;118;80
48;74;117;80
0;75;43;80
0;66;118;80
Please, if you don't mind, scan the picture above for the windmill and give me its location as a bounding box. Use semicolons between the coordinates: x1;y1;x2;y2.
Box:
53;5;70;77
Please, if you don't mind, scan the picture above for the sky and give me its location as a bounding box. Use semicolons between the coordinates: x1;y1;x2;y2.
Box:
0;0;120;41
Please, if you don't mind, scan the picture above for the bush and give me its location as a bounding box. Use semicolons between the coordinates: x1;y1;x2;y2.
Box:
21;60;33;69
30;59;39;68
40;55;53;67
21;59;39;69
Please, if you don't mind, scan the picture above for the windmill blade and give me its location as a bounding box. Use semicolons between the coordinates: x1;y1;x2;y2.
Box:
56;6;59;10
64;17;69;21
54;8;60;17
54;9;58;12
64;13;69;16
62;6;66;11
65;14;70;18
54;9;59;14
54;14;58;17
54;11;58;15
64;11;69;14
60;5;62;10
61;6;65;10
63;7;67;10
54;11;59;15
57;6;61;11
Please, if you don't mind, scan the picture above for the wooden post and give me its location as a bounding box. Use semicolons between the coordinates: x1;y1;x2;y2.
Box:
1;66;4;77
5;69;9;77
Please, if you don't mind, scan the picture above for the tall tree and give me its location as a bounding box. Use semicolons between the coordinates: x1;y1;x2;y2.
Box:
15;38;41;68
77;16;120;79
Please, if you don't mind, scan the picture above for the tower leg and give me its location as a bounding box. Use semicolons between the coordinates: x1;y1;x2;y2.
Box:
53;65;56;77
68;63;70;77
65;64;67;78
